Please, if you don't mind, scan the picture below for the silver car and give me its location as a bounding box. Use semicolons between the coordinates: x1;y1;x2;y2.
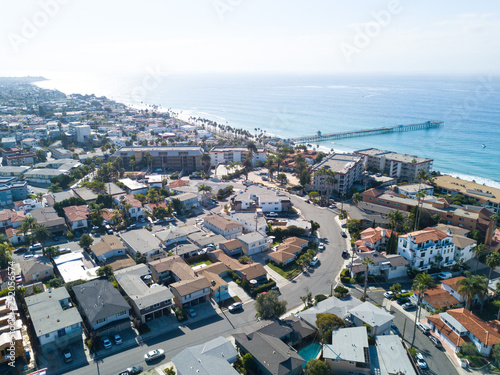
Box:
144;349;165;361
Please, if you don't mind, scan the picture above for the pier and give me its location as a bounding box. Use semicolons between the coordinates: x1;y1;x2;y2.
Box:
289;121;443;144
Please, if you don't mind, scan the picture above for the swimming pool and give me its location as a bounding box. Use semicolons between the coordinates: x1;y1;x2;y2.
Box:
298;342;322;365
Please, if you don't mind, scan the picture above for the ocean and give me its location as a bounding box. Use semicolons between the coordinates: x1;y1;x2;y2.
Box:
36;73;500;187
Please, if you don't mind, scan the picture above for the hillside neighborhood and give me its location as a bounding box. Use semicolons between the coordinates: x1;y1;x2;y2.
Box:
1;77;500;375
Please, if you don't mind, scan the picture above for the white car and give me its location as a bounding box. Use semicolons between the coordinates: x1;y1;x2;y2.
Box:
144;349;165;361
114;334;122;345
23;254;34;259
383;291;395;299
318;244;325;250
267;212;278;217
310;256;319;266
416;353;428;369
228;302;243;312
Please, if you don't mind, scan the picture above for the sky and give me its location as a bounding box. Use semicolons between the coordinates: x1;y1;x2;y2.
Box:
1;0;500;76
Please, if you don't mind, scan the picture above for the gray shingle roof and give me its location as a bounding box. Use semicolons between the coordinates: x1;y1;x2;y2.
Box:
73;280;130;324
20;256;53;277
172;336;238;375
323;326;369;362
298;296;363;327
349;302;394;327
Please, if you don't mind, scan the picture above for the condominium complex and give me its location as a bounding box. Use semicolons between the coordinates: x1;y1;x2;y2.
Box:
355;148;433;181
111;146;204;172
209;146;267;167
310;153;363;195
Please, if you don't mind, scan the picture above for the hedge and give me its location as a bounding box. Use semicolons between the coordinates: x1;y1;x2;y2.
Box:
251;280;277;297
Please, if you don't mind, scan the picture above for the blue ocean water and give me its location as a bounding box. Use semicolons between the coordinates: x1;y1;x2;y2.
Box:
36;73;500;186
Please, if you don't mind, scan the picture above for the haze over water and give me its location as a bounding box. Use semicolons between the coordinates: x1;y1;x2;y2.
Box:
37;73;500;187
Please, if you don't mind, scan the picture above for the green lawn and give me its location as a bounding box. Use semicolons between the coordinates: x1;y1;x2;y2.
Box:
188;259;213;267
267;261;302;280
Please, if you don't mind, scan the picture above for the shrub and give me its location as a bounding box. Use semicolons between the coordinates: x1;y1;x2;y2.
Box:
250;280;277;297
174;308;187;322
315;294;328;304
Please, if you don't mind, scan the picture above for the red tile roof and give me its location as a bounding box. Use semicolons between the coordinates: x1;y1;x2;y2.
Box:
441;276;466;292
63;205;88;222
400;227;449;244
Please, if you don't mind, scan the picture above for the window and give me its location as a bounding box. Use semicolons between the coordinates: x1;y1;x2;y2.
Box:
116;311;127;317
45;333;50;338
153;303;161;308
349;362;355;365
96;318;106;324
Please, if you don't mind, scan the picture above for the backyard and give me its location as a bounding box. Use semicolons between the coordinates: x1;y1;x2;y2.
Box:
267;260;302;280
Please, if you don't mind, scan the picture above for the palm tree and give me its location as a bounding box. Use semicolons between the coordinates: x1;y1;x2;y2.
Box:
387;209;404;232
352;192;362;207
473;243;487;274
198;184;213;205
486;252;500;286
33;224;49;250
411;273;435;348
361;256;374;298
90;204;104;226
457;271;487;310
17;217;38;245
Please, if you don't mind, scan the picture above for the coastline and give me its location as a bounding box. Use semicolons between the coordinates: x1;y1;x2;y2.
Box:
33;76;500;189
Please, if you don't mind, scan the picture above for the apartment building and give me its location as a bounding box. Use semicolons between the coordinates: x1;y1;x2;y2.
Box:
111;146;204;172
362;188;496;238
203;215;243;240
434;175;500;215
231;185;292;213
355;148;433;181
209;146;267;167
310;153;363;195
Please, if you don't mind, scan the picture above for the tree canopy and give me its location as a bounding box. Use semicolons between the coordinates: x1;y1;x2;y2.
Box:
255;290;287;319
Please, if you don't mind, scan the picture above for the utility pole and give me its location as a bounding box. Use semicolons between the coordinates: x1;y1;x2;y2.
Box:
402;318;407;340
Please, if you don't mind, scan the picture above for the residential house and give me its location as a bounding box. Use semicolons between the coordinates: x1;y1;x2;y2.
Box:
323;326;371;375
231;185;292;213
53;252;100;283
349;251;408;281
72;187;98;204
44;191;75;207
2;148;36;166
117;178;148;195
25;288;83;349
219;239;243;257
20;138;38;148
24;169;66;185
210;249;268;282
19;256;54;284
73;280;130;333
355;148;433;182
29;207;67;236
412;284;461;313
196;268;230;302
6;227;24;244
13;198;43;213
233;332;305;375
203;215;243;240
427;308;500;356
171;336;238;375
116;194;145;221
440;276;482;306
354;227;396;253
371;335;417;375
172;192;199;209
114;264;173;323
237;231;270;256
0;166;30;177
344;201;408;230
120;229;164;261
0;296;26;365
398;227;457;271
90;235;127;262
170;277;212;308
348;302;393;335
148;255;196;283
154;226;200;248
268;238;306;266
231;211;267;233
63;205;89;231
187;232;226;250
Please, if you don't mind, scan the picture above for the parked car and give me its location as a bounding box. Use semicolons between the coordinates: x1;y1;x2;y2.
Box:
329;204;336;209
310;256;319;266
416;353;428;369
114;334;122;345
397;297;409;305
144;349;165;362
341;232;347;238
23;254;34;259
126;366;144;375
401;289;411;294
341;223;347;228
430;336;442;348
391;323;400;336
384;291;395;299
187;308;197;318
342;249;349;259
62;349;73;363
14;247;27;253
271;286;280;293
402;302;416;310
228;302;243;312
304;199;310;203
267;212;278;217
29;243;42;251
102;337;112;349
416;322;431;334
127;224;137;231
138;217;145;223
318;244;325;251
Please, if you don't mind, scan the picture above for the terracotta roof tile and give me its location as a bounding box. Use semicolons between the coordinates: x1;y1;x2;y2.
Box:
441;277;466;292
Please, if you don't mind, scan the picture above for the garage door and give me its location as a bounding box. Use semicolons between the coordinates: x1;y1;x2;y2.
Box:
145;313;153;322
154;310;162;319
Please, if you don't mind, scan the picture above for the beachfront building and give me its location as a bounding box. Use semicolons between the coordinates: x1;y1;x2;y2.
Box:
434;175;500;215
354;148;433;181
362;188;496;238
396;183;434;199
111;146;204;172
209;146;267;167
310;153;363;195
